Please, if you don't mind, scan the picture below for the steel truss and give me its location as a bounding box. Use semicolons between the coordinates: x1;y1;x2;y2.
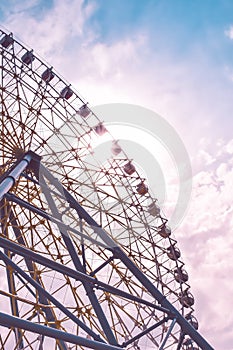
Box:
0;27;214;350
0;151;213;350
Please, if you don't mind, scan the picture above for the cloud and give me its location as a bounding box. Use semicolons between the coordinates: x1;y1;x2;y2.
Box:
176;138;233;349
225;25;233;39
2;0;96;62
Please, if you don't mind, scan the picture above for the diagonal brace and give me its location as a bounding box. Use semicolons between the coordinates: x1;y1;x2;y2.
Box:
0;250;105;343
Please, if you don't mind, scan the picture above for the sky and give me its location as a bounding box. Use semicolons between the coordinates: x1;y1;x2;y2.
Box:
1;0;233;349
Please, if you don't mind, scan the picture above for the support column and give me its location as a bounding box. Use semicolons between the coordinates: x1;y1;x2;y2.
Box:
0;152;32;200
38;172;118;346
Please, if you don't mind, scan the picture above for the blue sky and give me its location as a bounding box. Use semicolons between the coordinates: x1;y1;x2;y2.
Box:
1;1;233;349
89;0;233;57
79;0;233;143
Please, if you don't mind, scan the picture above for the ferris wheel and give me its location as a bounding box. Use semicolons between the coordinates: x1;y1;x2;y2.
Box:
0;28;213;350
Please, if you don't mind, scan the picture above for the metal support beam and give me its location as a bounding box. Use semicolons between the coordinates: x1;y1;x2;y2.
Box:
14;272;36;297
37;172;118;346
0;158;214;350
5;205;68;350
0;236;170;314
114;247;213;350
38;165;214;350
38;164;116;248
5;262;24;348
0;250;105;343
159;318;177;350
0;203;24;349
121;316;171;348
0;312;122;350
90;256;115;277
0;152;32;200
5;192;107;249
81;219;87;272
176;333;185;350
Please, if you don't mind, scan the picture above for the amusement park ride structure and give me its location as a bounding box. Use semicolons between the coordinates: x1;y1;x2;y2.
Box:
0;28;214;350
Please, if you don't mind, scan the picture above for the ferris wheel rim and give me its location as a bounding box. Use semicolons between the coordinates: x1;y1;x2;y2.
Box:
0;27;203;350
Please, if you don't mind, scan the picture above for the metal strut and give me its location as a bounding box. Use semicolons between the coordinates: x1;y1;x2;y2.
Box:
38;172;118;346
0;152;33;200
0;203;24;349
0;235;171;314
0;151;214;350
0;312;122;350
39;162;214;350
0;250;105;343
0;202;68;350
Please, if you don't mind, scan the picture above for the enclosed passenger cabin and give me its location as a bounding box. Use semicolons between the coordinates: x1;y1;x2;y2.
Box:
77;104;91;118
111;141;122;156
186;346;199;350
158;225;171;238
123;162;136;175
21;51;35;65
185;314;198;330
94;123;107;136
174;267;189;283
167;245;181;260
179;290;195;307
41;68;55;83
0;34;14;48
60;86;73;100
148;202;160;217
183;338;199;350
136;182;148;195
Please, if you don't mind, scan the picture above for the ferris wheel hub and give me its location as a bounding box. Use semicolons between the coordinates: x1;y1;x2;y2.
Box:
12;146;25;159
